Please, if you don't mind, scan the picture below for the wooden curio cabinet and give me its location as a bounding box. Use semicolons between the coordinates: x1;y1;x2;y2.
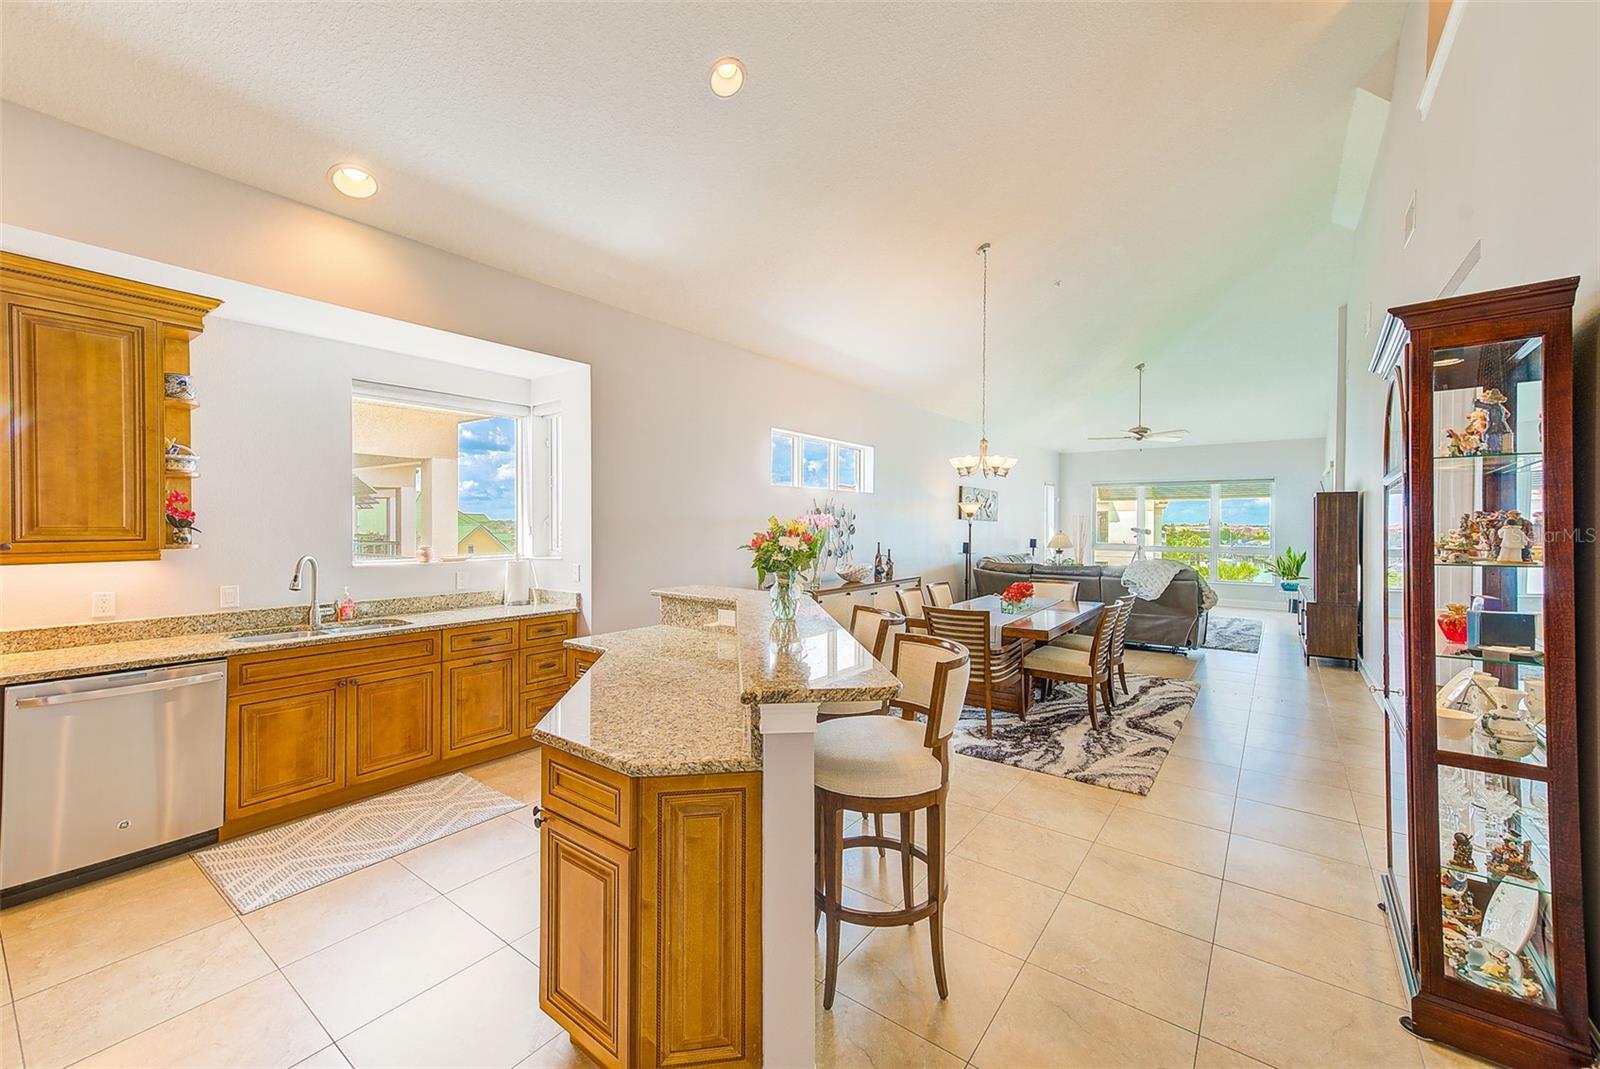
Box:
1370;278;1592;1068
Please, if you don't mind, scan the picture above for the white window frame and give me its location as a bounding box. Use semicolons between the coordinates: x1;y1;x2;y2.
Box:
1044;483;1058;541
1090;479;1276;584
528;404;562;558
351;380;530;565
770;428;875;493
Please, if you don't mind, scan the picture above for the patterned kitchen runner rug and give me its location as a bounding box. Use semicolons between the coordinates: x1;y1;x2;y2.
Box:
951;673;1199;795
1202;615;1264;654
194;772;523;913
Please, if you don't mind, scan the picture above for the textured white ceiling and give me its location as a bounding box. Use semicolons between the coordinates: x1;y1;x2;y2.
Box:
0;1;1403;451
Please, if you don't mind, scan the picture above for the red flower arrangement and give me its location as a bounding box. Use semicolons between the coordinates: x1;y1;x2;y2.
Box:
165;489;199;532
1000;581;1034;606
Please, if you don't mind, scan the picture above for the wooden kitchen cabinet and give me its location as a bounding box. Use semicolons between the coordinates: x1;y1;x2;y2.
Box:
227;680;346;819
538;748;761;1069
0;253;219;564
444;651;518;757
348;663;440;783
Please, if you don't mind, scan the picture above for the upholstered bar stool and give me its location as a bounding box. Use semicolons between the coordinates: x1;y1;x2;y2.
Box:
818;605;905;720
814;635;971;1010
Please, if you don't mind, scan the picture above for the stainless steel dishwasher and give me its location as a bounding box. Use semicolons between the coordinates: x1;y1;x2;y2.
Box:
1;660;226;903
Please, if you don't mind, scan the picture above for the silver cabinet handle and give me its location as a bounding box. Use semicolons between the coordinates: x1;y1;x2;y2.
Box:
15;671;225;707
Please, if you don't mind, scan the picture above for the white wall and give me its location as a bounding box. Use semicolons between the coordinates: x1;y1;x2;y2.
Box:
0;317;569;628
1059;438;1327;609
0;104;1056;632
1334;0;1599;1026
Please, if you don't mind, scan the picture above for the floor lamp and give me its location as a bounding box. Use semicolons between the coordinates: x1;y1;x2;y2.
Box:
959;499;980;600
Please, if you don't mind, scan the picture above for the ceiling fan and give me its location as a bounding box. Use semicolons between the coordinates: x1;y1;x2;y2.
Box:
1090;363;1189;443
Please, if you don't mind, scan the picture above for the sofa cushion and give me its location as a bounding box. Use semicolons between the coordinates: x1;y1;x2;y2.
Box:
983;558;1036;574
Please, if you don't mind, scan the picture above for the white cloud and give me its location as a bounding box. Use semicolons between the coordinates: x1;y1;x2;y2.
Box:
495;463;516;480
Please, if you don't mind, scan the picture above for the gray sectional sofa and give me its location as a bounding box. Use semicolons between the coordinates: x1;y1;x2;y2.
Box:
974;555;1210;649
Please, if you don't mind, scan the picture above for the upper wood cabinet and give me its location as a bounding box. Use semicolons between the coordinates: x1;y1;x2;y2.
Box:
1;252;220;564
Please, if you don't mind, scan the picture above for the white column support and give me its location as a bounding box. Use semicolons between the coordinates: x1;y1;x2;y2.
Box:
759;701;819;1069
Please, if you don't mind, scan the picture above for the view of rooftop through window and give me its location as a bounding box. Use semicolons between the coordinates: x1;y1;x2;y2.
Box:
352;393;520;561
1093;479;1274;581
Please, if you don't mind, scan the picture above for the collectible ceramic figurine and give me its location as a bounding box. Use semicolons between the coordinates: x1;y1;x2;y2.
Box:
1487;836;1539;882
1474;388;1514;453
1452;831;1478;871
1443;408;1489;456
1497;524;1530;562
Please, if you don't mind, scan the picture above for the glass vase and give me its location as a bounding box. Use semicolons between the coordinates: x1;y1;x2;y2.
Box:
770;570;801;621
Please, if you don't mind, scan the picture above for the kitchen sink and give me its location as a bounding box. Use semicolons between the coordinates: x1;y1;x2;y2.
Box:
227;618;412;644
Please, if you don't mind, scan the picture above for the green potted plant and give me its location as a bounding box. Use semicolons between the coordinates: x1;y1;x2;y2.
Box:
1265;546;1308;591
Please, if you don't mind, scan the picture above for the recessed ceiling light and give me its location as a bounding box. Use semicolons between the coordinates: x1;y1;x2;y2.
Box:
328;164;378;199
710;57;745;98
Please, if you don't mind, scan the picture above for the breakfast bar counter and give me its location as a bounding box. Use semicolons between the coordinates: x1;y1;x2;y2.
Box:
529;586;897;1069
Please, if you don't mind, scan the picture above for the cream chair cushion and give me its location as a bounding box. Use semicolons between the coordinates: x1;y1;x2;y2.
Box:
818;699;887;716
1023;645;1093;676
1049;633;1092;651
815;716;941;798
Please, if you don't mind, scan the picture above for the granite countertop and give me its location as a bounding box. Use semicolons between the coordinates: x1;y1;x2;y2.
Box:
534;586;900;777
0;601;579;687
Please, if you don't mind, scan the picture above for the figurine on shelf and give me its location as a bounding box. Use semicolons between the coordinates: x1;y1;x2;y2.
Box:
1497;524;1530;563
1451;831;1478;871
1487;836;1539;882
1474;388;1514;453
1436;602;1470;645
1442;408;1489;457
1440;870;1483;929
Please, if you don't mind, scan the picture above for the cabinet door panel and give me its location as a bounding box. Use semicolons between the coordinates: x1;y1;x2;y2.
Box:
3;300;160;559
541;818;632;1069
444;653;518;756
349;664;440;783
228;683;344;817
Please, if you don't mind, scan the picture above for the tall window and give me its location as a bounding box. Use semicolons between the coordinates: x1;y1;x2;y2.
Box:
1044;483;1058;539
1092;479;1274;582
352;381;530;562
770;429;874;493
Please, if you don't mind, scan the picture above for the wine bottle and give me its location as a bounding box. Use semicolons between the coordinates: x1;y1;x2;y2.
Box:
885;549;895;581
873;542;884;582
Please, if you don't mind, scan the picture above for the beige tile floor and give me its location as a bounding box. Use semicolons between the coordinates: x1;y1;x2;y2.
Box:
0;610;1503;1068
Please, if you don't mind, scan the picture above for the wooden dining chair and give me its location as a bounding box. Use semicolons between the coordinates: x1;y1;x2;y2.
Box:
897;585;930;632
922;604;1026;738
1020;597;1128;728
1031;580;1079;603
926;580;955;608
871;587;901;613
1051;595;1135;697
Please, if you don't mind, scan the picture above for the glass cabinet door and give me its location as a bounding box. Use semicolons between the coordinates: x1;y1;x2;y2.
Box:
1429;335;1555;1008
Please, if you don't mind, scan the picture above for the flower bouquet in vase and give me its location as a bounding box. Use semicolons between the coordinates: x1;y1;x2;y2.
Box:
165;489;200;546
999;580;1035;614
742;514;830;621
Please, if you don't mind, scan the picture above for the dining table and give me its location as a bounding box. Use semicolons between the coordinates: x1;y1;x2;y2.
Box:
949;594;1105;646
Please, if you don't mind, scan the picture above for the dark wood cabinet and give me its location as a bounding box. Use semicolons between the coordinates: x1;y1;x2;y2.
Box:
0;253;218;564
1371;278;1590;1068
1300;490;1361;664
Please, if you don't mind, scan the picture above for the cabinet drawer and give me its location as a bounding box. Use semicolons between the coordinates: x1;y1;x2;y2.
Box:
443;621;518;659
569;647;602;684
522;648;569;690
230;631;441;693
521;684;568;734
542;747;635;849
522;613;577;649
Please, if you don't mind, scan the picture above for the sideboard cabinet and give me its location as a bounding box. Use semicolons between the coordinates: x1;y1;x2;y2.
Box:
1370;278;1590;1069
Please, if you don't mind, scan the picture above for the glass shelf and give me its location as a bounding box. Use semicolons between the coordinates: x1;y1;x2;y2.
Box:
1440;858;1549;895
1438;727;1548;769
1433;451;1544;474
1435;643;1544;667
1433;560;1543;570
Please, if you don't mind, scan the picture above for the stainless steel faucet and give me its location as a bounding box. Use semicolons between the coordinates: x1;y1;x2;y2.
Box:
289;555;330;629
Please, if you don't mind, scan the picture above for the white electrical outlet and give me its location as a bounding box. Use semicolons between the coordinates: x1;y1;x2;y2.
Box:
456;570;467;590
91;592;116;619
219;585;241;609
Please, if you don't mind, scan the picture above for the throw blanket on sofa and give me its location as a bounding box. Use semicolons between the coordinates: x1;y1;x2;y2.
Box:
1119;559;1221;610
1120;558;1185;600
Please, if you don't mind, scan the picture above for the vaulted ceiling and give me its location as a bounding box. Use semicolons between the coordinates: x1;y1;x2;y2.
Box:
0;2;1403;451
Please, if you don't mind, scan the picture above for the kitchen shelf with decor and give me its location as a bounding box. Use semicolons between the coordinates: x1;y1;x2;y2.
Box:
1369;277;1589;1069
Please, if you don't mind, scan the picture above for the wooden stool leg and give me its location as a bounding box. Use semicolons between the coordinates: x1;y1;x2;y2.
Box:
822;800;845;1010
871;812;885;858
927;800;949;999
898;810;914;909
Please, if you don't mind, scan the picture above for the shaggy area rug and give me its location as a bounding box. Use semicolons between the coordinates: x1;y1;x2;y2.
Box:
1202;615;1264;654
950;673;1199;795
